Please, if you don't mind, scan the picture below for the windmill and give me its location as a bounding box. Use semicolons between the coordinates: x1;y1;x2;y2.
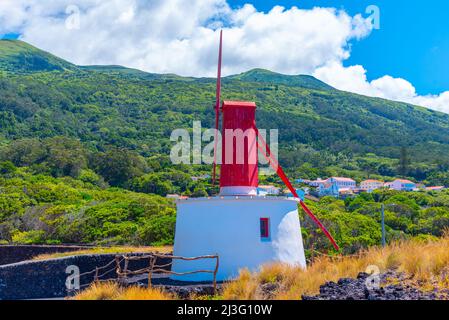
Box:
171;31;338;282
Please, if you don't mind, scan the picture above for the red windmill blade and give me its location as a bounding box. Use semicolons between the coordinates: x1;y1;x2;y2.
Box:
212;30;223;185
254;126;340;251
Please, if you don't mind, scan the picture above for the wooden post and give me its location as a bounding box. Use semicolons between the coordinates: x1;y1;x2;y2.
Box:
94;267;99;282
148;256;156;289
115;255;122;282
213;255;219;295
123;256;129;284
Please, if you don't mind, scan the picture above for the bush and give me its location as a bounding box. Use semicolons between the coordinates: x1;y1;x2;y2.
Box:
128;173;174;196
12;230;46;244
137;213;176;246
78;169;107;188
0;161;16;175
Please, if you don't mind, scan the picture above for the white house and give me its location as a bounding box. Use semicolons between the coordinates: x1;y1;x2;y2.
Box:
390;179;416;191
191;174;211;182
284;188;306;201
306;178;326;187
425;186;445;191
257;185;281;196
327;177;356;190
360;180;384;192
318;181;339;198
166;194;189;200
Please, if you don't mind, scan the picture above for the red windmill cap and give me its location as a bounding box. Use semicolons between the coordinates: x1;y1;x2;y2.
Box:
222;101;257;108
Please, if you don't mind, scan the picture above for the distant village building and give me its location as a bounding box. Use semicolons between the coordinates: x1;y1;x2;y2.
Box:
338;188;355;199
284;188;306;201
166;194;189;200
318;180;339;198
306;177;357;198
384;181;394;189
390;179;416;191
306;178;326;187
191;174;211;182
360;180;384;192
257;185;281;196
425;186;445;191
327;177;356;190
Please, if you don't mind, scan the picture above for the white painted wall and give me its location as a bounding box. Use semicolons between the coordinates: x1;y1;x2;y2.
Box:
391;179;416;191
220;186;257;196
171;197;306;282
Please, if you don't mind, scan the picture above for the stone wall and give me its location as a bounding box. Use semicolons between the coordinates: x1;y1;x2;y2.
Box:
0;245;90;265
0;253;171;300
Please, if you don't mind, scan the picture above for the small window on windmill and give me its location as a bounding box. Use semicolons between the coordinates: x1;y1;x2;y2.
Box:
260;218;270;241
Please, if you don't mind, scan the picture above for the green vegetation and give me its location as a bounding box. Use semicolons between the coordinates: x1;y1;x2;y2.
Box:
0;40;448;251
1;40;449;185
303;190;449;254
0;162;447;252
0;167;176;246
227;68;334;90
0;40;76;73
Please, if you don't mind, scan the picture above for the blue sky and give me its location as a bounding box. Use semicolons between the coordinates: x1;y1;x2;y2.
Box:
228;0;448;96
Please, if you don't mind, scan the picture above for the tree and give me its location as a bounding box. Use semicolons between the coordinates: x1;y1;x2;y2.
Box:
398;146;410;177
0;161;16;175
44;137;88;177
129;173;173;196
1;138;45;166
94;147;146;187
191;185;208;198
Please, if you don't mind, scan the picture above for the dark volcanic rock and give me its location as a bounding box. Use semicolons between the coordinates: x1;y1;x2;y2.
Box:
302;271;445;300
0;253;171;300
162;284;221;299
260;282;279;299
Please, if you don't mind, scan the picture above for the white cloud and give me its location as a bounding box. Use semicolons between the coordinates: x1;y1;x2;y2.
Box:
413;92;449;113
313;61;449;113
0;0;448;113
0;0;371;76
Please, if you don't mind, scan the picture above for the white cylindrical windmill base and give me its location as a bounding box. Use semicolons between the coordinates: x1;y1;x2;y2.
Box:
171;197;306;282
219;186;257;196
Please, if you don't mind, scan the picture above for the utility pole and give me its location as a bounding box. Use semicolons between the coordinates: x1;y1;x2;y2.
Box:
381;203;386;247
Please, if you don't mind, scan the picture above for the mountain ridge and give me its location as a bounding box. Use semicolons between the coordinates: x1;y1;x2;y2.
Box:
2;39;449;180
227;68;335;91
0;40;77;73
0;40;335;92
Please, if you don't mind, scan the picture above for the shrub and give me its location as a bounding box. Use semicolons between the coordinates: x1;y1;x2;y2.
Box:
0;161;17;175
137;212;176;245
12;230;46;244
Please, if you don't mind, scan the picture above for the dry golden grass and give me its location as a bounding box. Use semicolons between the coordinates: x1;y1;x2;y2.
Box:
33;246;173;260
73;282;175;300
222;235;449;300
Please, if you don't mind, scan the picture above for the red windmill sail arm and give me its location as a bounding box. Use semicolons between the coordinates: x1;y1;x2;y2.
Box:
212;30;223;185
254;126;340;251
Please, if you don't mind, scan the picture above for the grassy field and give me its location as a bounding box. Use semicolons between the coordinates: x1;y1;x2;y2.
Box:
33;246;173;260
223;233;449;300
73;282;175;300
74;234;449;300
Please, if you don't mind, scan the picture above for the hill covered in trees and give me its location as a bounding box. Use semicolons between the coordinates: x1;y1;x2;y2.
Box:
2;40;449;185
1;40;449;249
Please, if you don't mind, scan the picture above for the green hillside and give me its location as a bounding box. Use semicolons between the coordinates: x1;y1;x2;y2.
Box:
228;68;334;90
0;40;77;73
1;39;449;182
1;40;449;249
